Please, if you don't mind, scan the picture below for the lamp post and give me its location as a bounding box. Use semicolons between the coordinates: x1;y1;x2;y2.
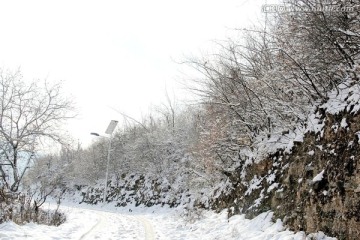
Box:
91;120;118;203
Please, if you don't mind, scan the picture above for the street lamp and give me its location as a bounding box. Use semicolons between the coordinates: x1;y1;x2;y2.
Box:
91;120;118;203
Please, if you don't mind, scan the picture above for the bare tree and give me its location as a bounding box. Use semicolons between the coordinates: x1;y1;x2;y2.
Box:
0;69;74;192
275;0;360;95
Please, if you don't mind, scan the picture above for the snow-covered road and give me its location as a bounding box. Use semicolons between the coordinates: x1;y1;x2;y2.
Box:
0;203;336;240
0;203;158;240
78;208;155;240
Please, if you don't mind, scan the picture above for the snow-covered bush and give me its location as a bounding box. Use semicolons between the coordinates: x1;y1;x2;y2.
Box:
0;187;65;226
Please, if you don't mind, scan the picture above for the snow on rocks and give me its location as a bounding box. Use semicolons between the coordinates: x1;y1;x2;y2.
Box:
251;79;360;163
321;79;360;115
312;170;325;183
245;175;263;195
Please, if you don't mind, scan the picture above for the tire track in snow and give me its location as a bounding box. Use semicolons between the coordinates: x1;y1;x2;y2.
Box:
76;207;156;240
136;216;155;240
79;212;106;240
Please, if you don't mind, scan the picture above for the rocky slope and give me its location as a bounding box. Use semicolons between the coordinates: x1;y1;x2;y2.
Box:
211;80;360;239
75;173;198;208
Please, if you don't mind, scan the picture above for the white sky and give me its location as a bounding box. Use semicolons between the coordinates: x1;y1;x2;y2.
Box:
0;0;265;147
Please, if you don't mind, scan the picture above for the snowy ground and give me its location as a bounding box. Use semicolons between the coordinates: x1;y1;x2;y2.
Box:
0;201;336;240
